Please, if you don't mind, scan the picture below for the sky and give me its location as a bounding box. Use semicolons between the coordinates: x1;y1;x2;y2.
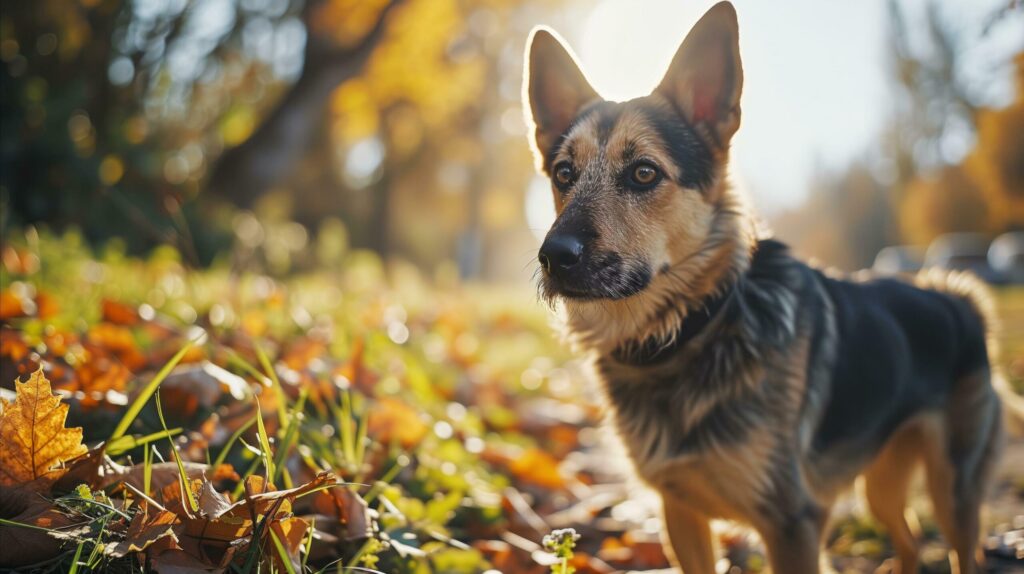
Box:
551;0;1023;214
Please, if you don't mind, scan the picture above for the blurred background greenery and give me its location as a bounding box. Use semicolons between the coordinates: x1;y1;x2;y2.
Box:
1;0;1021;278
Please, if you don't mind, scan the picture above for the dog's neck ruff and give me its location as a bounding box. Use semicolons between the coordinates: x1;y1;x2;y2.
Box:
610;281;736;365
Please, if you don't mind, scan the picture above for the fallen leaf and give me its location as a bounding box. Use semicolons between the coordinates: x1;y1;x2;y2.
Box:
269;516;309;572
510;448;567;490
76;360;131;408
0;291;26;320
34;292;59;320
106;508;180;558
116;461;239;496
0;369;87;490
0;328;29;362
368;397;428;448
51;446;108;493
85;323;146;371
0;485;83;567
311;484;372;541
102;299;140;326
159;362;250;418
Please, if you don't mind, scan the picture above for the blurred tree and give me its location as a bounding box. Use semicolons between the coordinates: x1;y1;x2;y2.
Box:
207;0;403;208
774;160;898;270
965;53;1024;232
898;52;1024;245
885;0;1023;244
777;0;1021;267
1;0;314;263
884;0;980;188
2;0;557;276
899;164;989;245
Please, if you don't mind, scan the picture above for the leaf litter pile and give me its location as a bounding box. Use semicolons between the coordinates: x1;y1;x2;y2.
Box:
0;234;683;574
2;234;1024;573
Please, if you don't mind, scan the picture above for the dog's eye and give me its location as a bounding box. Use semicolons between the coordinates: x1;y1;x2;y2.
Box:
554;164;574;187
630;163;660;187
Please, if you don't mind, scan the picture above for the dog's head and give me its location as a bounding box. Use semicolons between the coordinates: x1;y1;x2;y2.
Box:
525;1;743;304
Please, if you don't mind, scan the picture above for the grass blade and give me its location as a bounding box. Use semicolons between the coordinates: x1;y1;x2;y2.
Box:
272;391;306;485
67;541;85;574
302;516;315;572
255;398;275;482
143;444;153;496
155;391;198;514
254;340;289;433
269;528;298;574
212;415;258;469
109;340;194;441
106;427;183;456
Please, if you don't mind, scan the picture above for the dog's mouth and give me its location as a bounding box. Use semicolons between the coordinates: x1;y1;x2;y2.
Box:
538;253;652;303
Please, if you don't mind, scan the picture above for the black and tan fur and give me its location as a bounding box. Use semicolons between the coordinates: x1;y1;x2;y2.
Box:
523;3;1013;573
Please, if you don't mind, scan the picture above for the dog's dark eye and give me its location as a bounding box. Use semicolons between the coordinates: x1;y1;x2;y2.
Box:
554;163;574;187
630;163;659;187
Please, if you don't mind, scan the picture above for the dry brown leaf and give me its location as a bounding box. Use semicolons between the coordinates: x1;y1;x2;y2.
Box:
269;516;309;573
0;369;87;490
51;446;108;493
106;508;181;558
0;485;84;567
310;484;372;541
53;446;238;496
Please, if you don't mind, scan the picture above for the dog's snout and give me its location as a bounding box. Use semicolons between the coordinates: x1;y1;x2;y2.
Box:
539;234;584;273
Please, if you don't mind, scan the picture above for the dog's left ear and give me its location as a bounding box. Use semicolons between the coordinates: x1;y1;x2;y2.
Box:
524;27;600;172
655;1;742;151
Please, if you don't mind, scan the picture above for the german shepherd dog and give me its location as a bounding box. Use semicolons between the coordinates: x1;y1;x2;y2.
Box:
523;3;1012;573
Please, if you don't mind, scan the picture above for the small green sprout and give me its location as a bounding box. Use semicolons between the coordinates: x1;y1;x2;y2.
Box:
542;528;580;574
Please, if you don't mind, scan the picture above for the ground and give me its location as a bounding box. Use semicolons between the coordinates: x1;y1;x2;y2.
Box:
0;232;1021;573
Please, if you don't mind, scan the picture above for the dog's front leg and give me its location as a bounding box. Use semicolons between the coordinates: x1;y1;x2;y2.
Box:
760;514;824;574
661;496;716;574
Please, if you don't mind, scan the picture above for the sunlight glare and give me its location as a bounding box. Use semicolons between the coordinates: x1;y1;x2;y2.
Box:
525;175;556;241
577;0;711;101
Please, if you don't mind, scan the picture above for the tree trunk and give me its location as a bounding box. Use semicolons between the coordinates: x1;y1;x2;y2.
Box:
206;0;401;208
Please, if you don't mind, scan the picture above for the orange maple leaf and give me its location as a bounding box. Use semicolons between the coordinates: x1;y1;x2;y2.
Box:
0;369;88;490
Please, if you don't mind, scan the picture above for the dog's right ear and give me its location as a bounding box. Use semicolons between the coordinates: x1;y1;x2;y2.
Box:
654;1;742;152
524;27;599;172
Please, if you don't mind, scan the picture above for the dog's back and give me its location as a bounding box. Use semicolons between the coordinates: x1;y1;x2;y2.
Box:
811;267;994;461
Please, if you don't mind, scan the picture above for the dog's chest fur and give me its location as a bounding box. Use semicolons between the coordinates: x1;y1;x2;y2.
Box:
591;241;833;519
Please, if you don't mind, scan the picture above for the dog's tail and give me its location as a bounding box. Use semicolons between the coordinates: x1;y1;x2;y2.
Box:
915;268;1024;435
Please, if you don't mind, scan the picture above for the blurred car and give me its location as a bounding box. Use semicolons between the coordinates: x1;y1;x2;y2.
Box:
925;233;1001;283
872;245;925;275
989;231;1024;284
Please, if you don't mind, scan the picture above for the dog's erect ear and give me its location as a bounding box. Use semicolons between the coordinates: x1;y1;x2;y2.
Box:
655;1;742;151
524;27;599;171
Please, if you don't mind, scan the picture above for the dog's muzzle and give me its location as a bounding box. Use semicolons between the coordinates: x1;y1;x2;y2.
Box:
538;233;585;278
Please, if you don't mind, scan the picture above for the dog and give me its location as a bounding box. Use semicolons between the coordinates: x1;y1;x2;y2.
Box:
523;3;1013;572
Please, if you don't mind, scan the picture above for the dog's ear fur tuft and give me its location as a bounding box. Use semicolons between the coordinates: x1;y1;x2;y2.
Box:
524;27;600;172
655;1;742;150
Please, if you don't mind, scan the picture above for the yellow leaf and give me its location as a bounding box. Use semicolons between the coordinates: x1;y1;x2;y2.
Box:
0;369;87;490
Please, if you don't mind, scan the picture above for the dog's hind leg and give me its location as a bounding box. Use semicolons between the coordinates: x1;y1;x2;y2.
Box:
924;370;1003;574
863;421;923;574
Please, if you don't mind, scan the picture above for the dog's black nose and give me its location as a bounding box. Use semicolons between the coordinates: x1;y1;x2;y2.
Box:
539;234;584;272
